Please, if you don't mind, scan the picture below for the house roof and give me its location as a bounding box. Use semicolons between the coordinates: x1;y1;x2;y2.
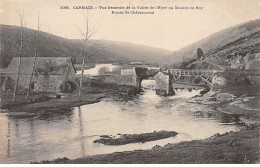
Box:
5;57;76;75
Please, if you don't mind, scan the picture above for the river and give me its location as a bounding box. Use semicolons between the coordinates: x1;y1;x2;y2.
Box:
76;63;122;76
0;79;241;163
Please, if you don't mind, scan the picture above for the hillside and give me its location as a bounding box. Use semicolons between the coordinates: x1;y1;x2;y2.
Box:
1;19;260;69
0;25;171;68
92;40;172;63
162;19;260;67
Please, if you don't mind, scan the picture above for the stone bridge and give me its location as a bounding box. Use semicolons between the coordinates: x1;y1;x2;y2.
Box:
153;69;221;96
97;67;221;96
134;67;222;96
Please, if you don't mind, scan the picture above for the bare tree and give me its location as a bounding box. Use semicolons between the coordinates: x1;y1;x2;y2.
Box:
78;10;97;101
12;12;24;103
26;12;40;100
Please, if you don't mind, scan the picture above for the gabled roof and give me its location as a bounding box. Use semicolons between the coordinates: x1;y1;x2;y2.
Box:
5;57;76;75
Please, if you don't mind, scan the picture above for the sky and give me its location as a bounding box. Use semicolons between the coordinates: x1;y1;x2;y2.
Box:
1;0;260;51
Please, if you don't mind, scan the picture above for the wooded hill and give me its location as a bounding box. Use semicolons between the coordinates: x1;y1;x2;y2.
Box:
1;19;260;69
0;24;171;68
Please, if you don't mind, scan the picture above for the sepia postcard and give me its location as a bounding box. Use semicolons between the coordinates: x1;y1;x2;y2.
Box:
0;0;260;164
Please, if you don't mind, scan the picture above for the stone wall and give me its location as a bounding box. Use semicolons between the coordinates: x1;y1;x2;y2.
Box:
154;72;169;91
7;74;64;93
121;68;135;75
97;74;140;87
2;60;76;93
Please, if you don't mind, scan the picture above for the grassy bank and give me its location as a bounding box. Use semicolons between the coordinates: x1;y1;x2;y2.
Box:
35;126;259;164
0;78;140;115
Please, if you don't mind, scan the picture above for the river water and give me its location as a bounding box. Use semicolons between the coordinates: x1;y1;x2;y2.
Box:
0;80;240;164
76;63;122;76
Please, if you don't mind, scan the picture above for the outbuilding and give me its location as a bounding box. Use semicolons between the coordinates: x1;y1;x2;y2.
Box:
2;57;77;93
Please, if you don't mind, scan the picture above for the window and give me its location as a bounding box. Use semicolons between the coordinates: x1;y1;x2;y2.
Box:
30;82;36;90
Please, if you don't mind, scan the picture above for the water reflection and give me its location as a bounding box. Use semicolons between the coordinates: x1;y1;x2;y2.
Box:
7;118;11;158
0;108;77;163
78;107;86;157
35;108;74;121
0;80;240;163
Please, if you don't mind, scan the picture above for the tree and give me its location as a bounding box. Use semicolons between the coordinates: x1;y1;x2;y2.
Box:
26;12;40;100
12;12;24;103
77;10;97;101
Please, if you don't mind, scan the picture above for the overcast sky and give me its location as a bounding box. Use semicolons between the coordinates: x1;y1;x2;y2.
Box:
1;0;260;51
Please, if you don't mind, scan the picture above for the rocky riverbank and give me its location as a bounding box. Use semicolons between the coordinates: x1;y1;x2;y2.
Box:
190;83;260;124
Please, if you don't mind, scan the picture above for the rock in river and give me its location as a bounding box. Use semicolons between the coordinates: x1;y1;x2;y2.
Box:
93;130;178;145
